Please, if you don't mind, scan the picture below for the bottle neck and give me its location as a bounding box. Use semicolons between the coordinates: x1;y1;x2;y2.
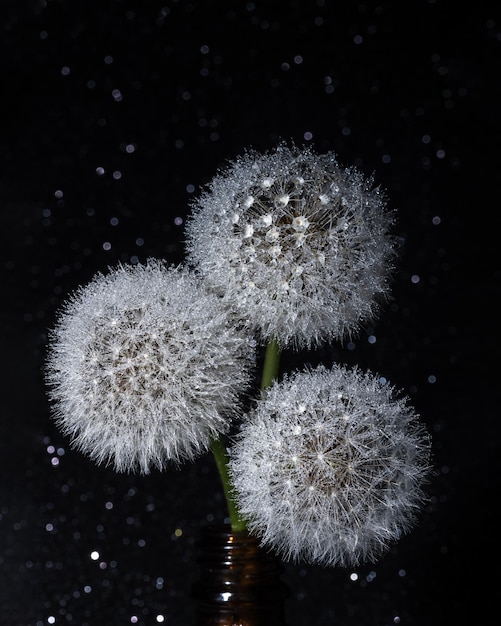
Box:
193;524;288;626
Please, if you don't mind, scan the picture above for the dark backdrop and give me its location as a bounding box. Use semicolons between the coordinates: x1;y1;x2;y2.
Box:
1;1;499;625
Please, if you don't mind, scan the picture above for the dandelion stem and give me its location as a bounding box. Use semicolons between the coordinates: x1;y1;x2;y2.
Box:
260;338;281;390
210;436;247;531
211;339;281;532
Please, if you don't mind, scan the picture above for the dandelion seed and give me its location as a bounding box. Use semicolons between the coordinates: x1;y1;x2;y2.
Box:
277;194;290;206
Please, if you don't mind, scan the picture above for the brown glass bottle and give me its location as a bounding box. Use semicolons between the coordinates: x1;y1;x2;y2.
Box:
193;524;288;625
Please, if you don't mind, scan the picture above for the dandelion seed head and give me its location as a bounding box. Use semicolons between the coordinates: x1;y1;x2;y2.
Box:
229;364;431;567
45;261;255;474
185;143;396;349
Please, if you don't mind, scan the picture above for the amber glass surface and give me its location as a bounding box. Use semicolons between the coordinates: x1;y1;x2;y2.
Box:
193;524;288;625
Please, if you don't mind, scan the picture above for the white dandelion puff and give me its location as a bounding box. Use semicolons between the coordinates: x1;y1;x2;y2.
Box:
45;260;256;474
229;364;431;567
185;143;396;349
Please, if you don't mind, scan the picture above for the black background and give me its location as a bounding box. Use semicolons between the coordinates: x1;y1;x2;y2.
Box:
1;1;499;625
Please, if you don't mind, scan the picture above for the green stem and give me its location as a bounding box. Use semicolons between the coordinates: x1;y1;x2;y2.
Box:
210;338;281;532
210;436;247;531
260;337;281;390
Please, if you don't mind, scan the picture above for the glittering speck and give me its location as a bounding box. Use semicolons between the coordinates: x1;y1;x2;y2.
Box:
366;570;376;582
